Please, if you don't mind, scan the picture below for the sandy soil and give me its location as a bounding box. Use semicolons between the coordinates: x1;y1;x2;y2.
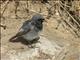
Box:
1;1;80;60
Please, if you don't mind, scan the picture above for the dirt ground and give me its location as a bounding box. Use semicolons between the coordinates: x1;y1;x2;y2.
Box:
1;1;80;60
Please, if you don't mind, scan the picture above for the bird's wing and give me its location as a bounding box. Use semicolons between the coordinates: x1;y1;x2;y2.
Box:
16;28;31;37
9;28;31;41
14;20;32;37
10;20;32;40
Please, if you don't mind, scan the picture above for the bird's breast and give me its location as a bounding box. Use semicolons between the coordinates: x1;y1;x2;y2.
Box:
22;29;39;41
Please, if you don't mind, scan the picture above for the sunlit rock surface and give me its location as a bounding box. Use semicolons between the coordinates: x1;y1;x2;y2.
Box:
1;37;62;60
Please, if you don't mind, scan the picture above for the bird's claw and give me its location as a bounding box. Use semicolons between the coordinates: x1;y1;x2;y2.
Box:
37;41;41;44
28;44;35;48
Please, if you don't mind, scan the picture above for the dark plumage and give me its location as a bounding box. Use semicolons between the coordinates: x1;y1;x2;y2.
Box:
10;14;45;47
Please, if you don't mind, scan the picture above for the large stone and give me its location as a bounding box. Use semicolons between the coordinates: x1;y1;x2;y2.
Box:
1;37;62;60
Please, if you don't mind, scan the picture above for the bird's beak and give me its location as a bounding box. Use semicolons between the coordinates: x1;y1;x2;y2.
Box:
44;19;47;23
44;20;47;22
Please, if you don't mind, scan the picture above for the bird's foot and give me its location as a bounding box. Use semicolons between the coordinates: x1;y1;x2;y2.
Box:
27;43;41;48
37;41;41;44
28;44;36;48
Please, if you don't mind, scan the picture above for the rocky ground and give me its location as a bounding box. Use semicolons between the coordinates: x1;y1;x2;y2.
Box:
1;1;80;60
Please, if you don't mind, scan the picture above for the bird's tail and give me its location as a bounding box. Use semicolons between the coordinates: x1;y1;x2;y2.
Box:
9;35;17;42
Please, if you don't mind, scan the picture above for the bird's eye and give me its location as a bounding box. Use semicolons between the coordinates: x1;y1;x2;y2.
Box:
38;19;44;21
42;19;45;20
38;19;41;21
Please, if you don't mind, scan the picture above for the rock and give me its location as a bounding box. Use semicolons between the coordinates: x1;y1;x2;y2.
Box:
1;46;8;54
1;36;62;60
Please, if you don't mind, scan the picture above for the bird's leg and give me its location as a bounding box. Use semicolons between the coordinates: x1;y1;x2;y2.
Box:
27;41;34;48
34;37;41;44
33;37;40;42
28;37;41;48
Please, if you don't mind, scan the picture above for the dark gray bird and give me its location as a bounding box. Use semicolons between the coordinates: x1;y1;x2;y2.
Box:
10;14;45;47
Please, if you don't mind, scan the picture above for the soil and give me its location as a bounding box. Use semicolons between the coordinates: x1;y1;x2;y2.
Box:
1;1;80;60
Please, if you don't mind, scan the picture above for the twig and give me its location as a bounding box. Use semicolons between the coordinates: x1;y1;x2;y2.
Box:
59;1;80;28
14;1;19;19
57;2;80;37
60;1;71;7
1;0;10;16
54;46;69;60
0;24;6;29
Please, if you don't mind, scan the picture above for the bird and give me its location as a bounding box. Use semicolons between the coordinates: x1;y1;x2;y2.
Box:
10;14;45;47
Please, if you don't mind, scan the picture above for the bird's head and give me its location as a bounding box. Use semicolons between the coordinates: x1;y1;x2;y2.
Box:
31;14;46;24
